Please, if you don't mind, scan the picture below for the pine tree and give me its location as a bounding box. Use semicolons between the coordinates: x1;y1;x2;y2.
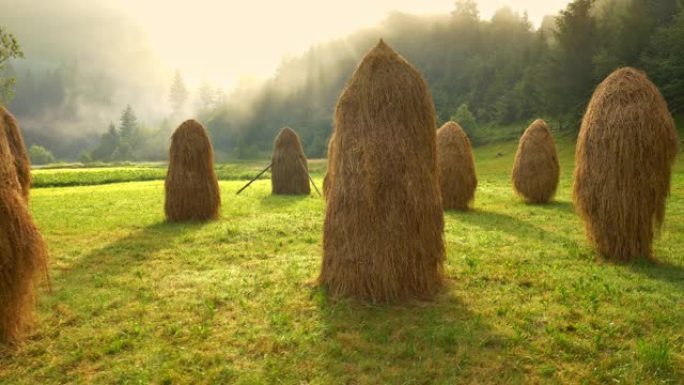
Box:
169;71;188;115
119;105;138;142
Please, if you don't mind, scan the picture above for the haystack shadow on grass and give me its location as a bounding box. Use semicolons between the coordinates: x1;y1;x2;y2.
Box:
529;200;574;212
448;209;576;247
625;259;684;289
314;291;515;383
259;193;310;209
54;221;206;283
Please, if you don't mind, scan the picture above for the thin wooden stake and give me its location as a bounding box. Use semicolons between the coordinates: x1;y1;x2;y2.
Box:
308;172;322;197
236;163;272;195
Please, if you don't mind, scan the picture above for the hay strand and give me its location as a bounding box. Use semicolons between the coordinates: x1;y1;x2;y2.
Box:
511;119;560;204
1;107;31;202
322;136;336;199
436;121;477;210
319;40;445;303
164;119;221;222
271;127;310;195
573;67;679;261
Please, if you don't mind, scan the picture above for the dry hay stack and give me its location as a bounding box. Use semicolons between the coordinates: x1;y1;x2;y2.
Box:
319;40;445;303
271;127;311;195
573;67;679;261
437;121;477;210
1;107;31;201
512;119;559;204
165;119;220;222
0;125;48;345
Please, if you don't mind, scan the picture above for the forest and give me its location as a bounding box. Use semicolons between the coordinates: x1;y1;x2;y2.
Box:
3;0;684;161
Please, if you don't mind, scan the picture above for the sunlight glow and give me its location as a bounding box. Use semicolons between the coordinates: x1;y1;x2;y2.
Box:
110;1;570;89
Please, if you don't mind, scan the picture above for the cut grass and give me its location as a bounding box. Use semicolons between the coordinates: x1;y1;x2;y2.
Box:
1;141;682;384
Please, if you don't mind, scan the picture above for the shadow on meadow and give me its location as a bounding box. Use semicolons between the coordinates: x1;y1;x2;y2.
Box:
53;221;207;285
258;193;317;209
314;291;518;383
626;258;684;290
530;199;574;213
448;208;576;247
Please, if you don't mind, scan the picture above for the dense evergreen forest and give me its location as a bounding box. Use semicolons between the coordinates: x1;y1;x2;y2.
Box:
195;0;684;158
4;0;684;161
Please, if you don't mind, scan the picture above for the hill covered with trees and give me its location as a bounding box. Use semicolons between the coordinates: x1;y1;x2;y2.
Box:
3;0;684;161
201;0;684;159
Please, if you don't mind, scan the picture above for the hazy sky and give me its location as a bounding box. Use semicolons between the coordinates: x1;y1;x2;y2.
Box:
110;0;571;89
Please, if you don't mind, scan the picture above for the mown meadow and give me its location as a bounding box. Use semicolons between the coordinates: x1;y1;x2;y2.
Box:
0;139;682;384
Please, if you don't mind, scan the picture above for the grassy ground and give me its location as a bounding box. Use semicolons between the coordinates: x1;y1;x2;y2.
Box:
30;161;328;188
1;141;683;384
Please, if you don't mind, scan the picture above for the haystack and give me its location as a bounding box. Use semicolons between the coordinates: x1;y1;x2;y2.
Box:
512;119;559;204
437;121;477;210
1;107;31;201
271;127;310;195
0;126;48;345
319;40;445;303
165;119;220;222
573;67;679;261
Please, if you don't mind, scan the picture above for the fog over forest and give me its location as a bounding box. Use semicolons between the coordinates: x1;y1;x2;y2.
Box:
1;0;682;162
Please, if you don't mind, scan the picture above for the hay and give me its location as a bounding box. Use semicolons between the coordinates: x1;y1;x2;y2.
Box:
322;136;335;199
319;40;445;303
437;121;477;210
271;127;310;195
1;107;31;202
0;125;48;345
573;67;679;261
164;119;221;222
512;119;559;204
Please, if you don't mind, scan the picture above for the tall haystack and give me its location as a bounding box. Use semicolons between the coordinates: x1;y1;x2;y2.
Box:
271;127;310;195
0;125;48;345
437;121;477;210
165;119;220;222
512;119;559;204
1;107;31;201
573;67;679;261
319;40;445;303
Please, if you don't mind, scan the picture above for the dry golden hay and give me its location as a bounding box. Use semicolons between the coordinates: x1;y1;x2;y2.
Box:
271;127;310;195
0;125;48;345
437;121;477;210
322;135;335;199
1;106;31;202
164;119;221;222
573;67;679;261
511;119;560;204
319;40;445;303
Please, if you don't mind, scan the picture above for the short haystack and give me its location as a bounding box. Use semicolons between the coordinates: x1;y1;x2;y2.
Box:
271;127;310;195
512;119;559;204
437;121;477;210
319;40;445;303
1;107;31;201
573;67;679;260
165;119;220;222
0;126;48;345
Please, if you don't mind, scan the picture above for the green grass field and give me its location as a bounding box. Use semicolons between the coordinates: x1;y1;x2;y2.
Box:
1;141;683;384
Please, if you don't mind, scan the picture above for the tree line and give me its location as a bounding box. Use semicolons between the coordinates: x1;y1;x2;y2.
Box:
2;0;684;162
203;0;684;158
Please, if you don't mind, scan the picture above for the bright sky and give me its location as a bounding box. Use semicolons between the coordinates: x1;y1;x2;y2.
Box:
111;0;571;89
